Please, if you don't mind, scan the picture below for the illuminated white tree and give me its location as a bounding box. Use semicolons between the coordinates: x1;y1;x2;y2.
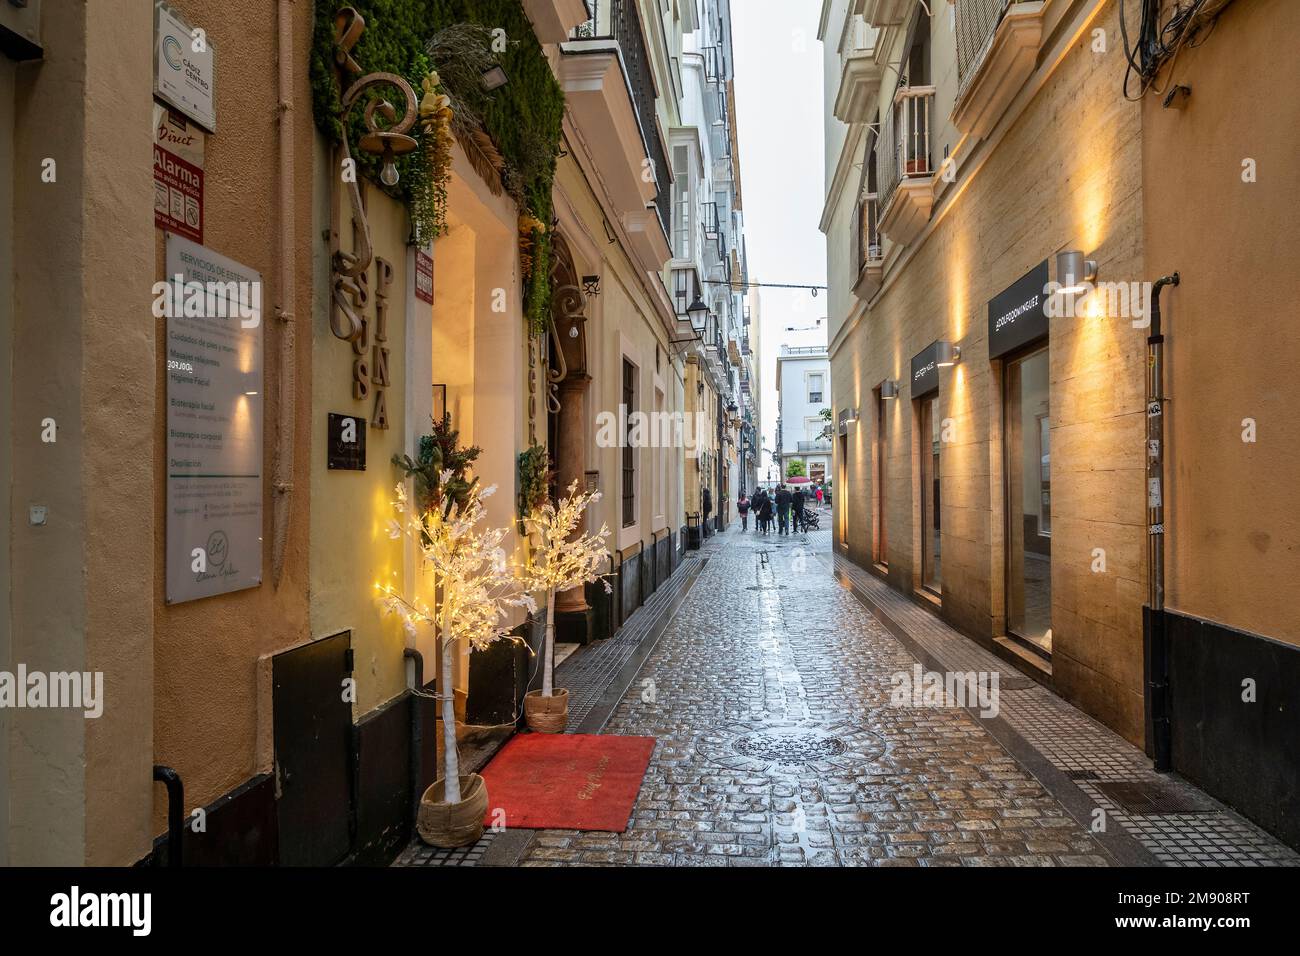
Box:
379;476;534;804
520;481;612;698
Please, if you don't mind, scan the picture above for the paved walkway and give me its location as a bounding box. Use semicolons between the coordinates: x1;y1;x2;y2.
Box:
401;517;1298;867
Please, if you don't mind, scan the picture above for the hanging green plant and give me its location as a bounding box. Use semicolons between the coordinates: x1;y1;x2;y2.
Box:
516;444;552;520
311;1;565;328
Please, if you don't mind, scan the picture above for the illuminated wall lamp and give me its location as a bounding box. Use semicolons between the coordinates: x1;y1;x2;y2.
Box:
1057;249;1099;294
880;379;900;399
935;341;962;367
842;407;860;426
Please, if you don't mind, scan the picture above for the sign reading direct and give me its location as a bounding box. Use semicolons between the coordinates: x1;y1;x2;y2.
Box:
163;234;263;604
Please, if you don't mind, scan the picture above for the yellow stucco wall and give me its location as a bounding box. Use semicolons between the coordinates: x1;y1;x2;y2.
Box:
1142;0;1300;646
149;0;316;847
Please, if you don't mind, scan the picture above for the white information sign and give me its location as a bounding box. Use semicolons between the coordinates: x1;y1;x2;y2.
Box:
164;234;263;604
154;5;216;133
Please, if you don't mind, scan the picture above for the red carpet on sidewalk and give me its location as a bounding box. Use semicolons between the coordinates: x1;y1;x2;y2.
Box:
481;734;656;832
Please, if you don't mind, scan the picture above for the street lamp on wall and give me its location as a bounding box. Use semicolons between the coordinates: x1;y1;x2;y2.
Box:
1057;249;1099;294
935;341;962;367
880;379;900;399
669;294;711;345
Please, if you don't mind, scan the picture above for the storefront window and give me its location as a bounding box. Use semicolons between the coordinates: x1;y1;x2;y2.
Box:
1005;346;1051;652
920;395;941;594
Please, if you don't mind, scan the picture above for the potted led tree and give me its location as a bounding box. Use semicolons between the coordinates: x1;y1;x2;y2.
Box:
519;481;611;734
379;471;534;848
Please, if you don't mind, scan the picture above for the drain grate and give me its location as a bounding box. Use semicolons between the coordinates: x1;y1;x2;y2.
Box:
1094;780;1216;815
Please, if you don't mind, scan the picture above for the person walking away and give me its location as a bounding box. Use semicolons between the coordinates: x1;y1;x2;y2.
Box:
702;486;712;535
757;490;773;535
792;486;806;533
775;484;792;535
737;493;750;531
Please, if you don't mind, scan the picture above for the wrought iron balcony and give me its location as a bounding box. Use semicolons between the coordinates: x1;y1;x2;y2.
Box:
877;84;936;245
853;191;884;300
798;439;833;454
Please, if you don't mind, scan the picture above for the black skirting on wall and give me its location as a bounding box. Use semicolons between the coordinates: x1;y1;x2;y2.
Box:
1164;609;1300;851
143;772;279;867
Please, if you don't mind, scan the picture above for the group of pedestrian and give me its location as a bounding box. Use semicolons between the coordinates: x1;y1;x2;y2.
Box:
737;481;828;536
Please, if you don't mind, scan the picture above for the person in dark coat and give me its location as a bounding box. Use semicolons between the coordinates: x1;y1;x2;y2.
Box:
792;487;806;532
775;484;792;535
737;493;751;531
756;489;773;535
702;486;712;532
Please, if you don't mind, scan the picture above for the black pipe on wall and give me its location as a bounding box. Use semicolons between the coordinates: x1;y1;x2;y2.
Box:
152;765;184;867
404;647;425;828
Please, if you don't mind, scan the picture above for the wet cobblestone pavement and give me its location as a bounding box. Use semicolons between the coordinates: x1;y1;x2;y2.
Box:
521;521;1114;867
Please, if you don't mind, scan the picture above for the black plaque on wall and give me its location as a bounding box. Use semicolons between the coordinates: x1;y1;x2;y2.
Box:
327;413;367;471
988;259;1050;359
911;341;941;399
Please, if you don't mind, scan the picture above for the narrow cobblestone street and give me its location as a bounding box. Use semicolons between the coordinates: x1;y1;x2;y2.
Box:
499;518;1298;868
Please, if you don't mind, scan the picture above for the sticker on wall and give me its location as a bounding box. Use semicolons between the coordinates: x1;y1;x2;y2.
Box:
415;247;434;305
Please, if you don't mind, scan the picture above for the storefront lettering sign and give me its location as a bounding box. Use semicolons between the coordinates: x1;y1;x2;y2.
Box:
988;259;1050;359
911;342;941;399
349;256;393;429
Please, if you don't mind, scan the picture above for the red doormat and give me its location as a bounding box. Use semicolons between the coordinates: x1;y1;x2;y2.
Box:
480;734;656;832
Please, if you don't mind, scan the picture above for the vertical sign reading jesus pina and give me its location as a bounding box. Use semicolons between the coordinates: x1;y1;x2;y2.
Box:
161;234;263;603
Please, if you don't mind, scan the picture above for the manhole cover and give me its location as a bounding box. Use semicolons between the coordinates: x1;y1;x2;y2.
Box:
695;719;887;774
733;730;847;763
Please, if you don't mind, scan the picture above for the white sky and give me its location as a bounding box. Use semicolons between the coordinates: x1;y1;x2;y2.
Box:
733;0;830;479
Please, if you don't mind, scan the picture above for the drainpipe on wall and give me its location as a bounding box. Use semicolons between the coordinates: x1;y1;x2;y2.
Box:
404;648;425;828
271;0;298;588
152;766;184;867
1144;272;1179;773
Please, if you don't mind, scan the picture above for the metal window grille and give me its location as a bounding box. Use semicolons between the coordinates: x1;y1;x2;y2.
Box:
956;0;1012;99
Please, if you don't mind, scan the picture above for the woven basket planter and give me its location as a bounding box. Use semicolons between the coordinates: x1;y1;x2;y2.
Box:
524;688;569;734
417;773;488;848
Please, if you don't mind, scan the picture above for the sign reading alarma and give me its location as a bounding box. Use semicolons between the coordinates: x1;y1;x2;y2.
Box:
154;144;203;244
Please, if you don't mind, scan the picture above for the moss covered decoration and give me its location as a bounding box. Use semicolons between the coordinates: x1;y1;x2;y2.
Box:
311;0;566;333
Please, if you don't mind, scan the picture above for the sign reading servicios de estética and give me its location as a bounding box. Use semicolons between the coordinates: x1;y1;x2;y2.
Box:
162;234;262;604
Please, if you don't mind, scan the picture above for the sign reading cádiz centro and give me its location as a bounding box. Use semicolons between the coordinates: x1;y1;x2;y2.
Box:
988;259;1050;359
164;234;262;604
154;4;216;133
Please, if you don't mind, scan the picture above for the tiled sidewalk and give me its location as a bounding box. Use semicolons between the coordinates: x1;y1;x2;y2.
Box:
821;534;1298;867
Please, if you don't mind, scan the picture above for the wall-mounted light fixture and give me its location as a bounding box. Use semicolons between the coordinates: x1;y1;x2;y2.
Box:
1057;249;1098;294
935;341;962;367
669;294;711;345
842;407;860;426
880;379;900;399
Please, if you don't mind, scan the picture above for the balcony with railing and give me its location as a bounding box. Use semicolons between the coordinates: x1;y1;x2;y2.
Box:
797;439;833;454
877;84;936;246
952;0;1045;141
563;0;672;268
852;191;884;300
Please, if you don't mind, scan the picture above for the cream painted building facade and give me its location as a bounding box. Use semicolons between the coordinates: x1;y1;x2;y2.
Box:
821;0;1300;851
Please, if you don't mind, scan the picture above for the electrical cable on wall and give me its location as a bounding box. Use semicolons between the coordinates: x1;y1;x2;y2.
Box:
1120;0;1237;100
